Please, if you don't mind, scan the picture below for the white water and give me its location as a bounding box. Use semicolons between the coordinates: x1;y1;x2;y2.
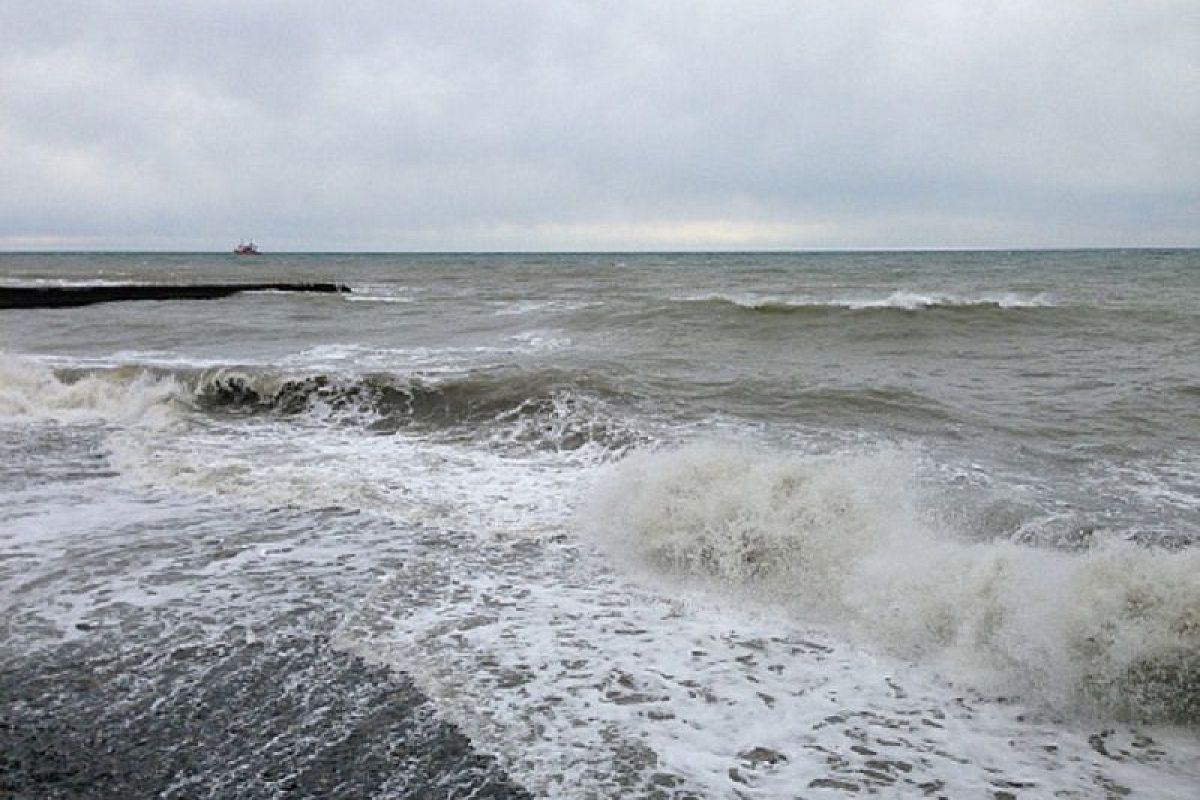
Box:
0;352;182;426
586;442;1200;722
4;352;1199;798
674;290;1056;311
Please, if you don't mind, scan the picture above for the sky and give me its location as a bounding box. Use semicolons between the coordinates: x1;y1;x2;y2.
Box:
1;1;1197;252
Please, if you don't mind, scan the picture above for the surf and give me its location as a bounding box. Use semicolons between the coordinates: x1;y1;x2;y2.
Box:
0;352;182;427
583;441;1200;724
673;290;1057;313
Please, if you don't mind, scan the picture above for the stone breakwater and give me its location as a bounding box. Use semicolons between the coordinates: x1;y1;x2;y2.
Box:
0;283;349;309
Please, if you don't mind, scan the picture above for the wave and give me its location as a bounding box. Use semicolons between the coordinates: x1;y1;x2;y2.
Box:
788;386;956;426
492;299;600;316
676;290;1056;314
194;367;645;453
1176;384;1200;398
343;294;415;304
584;442;1200;724
0;353;181;427
0;352;646;455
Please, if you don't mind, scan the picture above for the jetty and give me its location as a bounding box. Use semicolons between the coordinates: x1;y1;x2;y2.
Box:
0;283;350;309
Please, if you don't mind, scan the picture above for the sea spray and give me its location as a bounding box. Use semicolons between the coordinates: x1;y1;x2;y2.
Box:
582;440;917;603
584;441;1200;722
0;353;181;427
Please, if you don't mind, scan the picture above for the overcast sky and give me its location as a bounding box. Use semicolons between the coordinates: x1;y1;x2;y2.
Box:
1;1;1197;251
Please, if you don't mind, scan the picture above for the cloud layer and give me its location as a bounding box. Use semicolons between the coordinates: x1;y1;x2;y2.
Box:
2;1;1197;250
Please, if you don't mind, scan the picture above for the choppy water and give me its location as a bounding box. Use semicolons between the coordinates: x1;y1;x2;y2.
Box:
2;250;1198;798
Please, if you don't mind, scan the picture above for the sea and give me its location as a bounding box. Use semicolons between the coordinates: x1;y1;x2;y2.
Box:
1;249;1197;799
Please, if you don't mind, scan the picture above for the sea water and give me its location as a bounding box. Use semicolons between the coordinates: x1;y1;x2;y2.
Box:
1;250;1197;797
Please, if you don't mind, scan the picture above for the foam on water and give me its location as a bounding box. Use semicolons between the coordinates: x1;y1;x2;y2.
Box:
845;290;1055;310
585;441;1200;723
337;494;1200;798
6;250;1198;798
0;434;527;797
6;355;1197;797
675;290;1056;312
281;334;570;371
290;433;1196;798
492;299;600;316
127;434;553;534
0;353;181;427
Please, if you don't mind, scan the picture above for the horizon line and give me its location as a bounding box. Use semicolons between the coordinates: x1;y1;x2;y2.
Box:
2;245;1197;256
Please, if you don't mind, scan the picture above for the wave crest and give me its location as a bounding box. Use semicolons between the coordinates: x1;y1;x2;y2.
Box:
192;368;645;453
677;290;1055;313
0;353;181;427
585;441;907;594
585;442;1200;723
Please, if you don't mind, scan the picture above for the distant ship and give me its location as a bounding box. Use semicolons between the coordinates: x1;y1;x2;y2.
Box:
233;241;261;256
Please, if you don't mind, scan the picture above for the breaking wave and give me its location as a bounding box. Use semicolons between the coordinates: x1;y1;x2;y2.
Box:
191;368;645;453
0;353;181;427
585;442;1200;723
0;353;645;454
676;290;1056;313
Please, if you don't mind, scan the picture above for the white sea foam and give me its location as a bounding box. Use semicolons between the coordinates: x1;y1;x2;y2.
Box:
584;441;1200;722
29;365;1192;796
38;351;257;371
492;299;600;316
506;329;573;351
0;353;181;427
847;290;1055;310
343;293;416;304
307;436;1197;799
338;492;1200;799
108;417;594;538
281;336;568;372
676;290;1056;311
339;282;416;303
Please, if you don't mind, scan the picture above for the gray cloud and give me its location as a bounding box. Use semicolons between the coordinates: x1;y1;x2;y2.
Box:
1;1;1197;250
